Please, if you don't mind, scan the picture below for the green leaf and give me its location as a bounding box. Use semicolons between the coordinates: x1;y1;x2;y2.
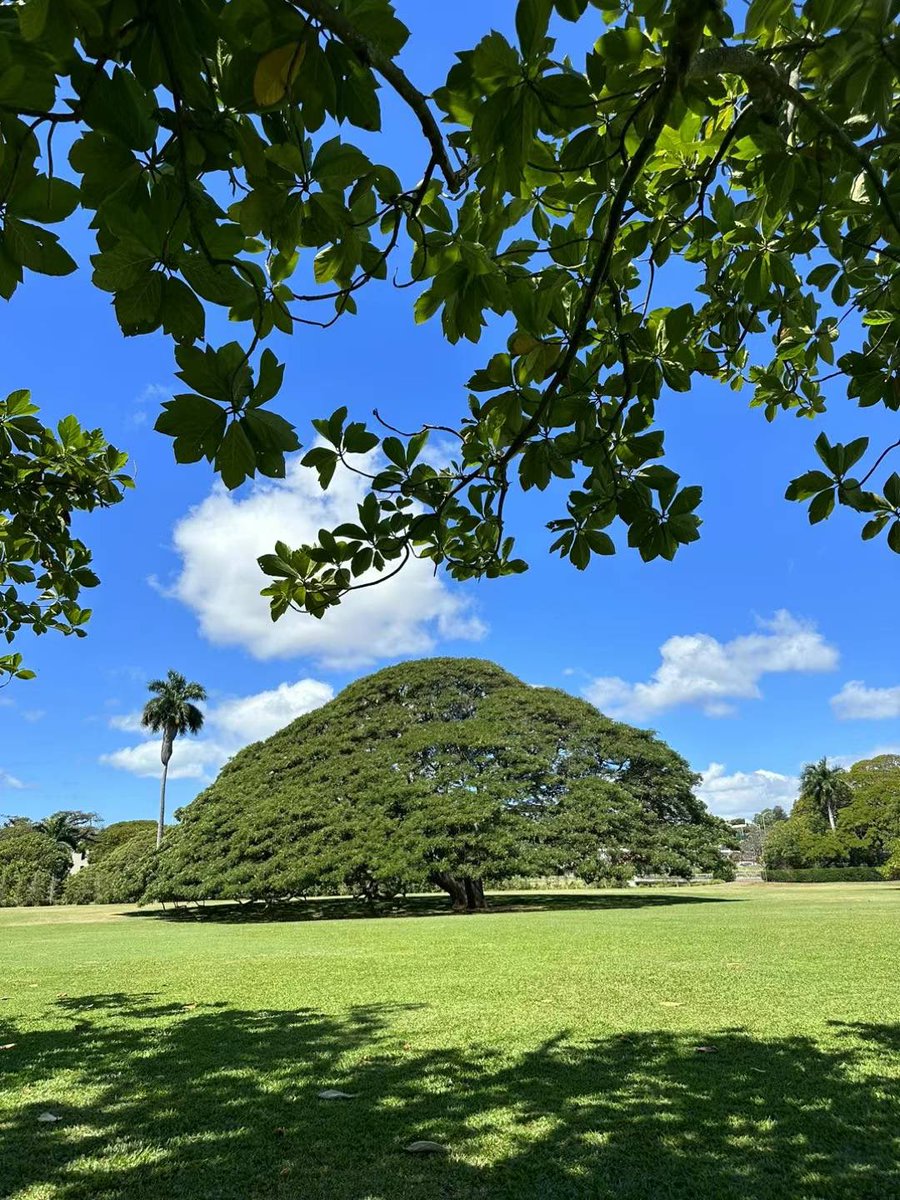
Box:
7;177;79;223
215;420;257;489
243;408;300;454
251;349;285;406
382;436;406;468
3;219;76;276
785;470;833;500
343;422;380;454
312;138;371;189
516;0;552;56
17;0;50;40
81;67;157;152
808;488;835;524
160;276;206;344
155;393;227;446
884;473;900;508
114;271;165;335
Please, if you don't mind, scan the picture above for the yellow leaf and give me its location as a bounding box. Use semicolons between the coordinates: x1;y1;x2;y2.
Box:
509;331;540;356
253;41;307;108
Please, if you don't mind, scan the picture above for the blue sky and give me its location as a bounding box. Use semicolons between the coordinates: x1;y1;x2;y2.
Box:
3;3;899;825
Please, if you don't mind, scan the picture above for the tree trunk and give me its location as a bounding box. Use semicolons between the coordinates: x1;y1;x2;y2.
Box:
464;876;488;911
432;871;468;911
157;726;174;849
827;802;836;831
157;758;169;849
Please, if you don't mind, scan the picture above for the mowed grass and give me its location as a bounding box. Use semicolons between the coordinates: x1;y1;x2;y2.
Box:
2;885;899;1200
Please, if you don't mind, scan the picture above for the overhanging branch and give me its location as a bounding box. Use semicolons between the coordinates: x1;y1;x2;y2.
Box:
292;0;471;192
689;45;900;244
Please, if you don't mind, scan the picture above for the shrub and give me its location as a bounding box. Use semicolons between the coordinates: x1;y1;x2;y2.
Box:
766;866;886;883
64;832;157;904
0;827;71;906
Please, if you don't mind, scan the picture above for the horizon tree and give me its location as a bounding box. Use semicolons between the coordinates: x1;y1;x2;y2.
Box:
35;810;100;853
141;670;207;848
798;758;851;832
149;657;733;910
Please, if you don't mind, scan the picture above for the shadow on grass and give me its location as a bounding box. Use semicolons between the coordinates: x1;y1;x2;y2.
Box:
124;889;742;924
1;993;897;1200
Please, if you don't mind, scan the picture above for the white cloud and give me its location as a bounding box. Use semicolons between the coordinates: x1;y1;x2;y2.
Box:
101;677;334;781
831;680;900;720
697;762;799;819
163;453;486;670
109;712;145;734
100;738;222;782
0;769;25;790
133;383;171;427
212;678;334;743
584;610;838;720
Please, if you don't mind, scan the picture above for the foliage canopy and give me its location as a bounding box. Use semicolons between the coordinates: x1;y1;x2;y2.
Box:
0;389;130;683
0;822;71;905
0;0;899;664
764;754;900;871
151;657;733;908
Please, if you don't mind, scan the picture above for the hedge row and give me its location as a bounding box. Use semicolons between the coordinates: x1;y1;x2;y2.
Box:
766;866;885;883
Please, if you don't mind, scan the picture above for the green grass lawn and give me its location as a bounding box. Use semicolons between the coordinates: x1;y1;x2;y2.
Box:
2;884;899;1200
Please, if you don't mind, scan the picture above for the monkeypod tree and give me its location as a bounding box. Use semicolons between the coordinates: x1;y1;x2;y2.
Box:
0;0;899;673
150;657;732;909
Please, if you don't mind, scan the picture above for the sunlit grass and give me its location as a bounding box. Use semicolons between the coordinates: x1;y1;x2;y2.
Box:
1;884;899;1199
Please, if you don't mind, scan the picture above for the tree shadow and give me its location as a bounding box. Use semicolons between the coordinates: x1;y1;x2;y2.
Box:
125;889;741;924
2;993;898;1199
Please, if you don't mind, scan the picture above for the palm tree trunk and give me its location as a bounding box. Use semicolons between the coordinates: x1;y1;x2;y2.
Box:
827;802;836;831
157;758;169;848
157;726;175;848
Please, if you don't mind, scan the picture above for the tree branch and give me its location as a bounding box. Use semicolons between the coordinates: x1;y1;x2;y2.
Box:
493;0;716;469
291;0;472;192
689;45;900;244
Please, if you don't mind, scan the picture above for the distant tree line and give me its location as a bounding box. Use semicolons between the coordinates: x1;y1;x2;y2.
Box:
763;757;900;875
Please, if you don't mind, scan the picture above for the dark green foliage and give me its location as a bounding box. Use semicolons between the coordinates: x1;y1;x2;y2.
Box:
35;810;100;851
151;658;731;908
0;390;131;682
753;806;788;826
1;2;900;661
0;824;70;906
766;867;885;884
765;755;900;870
88;820;157;865
64;830;157;905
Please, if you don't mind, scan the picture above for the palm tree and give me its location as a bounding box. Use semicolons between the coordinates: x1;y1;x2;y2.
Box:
36;810;99;851
141;670;206;848
799;757;850;831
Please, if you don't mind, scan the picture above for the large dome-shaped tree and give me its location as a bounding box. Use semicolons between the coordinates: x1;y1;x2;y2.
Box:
153;658;731;910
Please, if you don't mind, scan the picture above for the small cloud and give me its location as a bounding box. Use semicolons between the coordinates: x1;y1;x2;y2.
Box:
0;769;25;790
133;383;172;427
21;710;45;723
831;680;900;720
697;763;799;819
108;711;146;734
584;611;838;720
102;676;334;782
